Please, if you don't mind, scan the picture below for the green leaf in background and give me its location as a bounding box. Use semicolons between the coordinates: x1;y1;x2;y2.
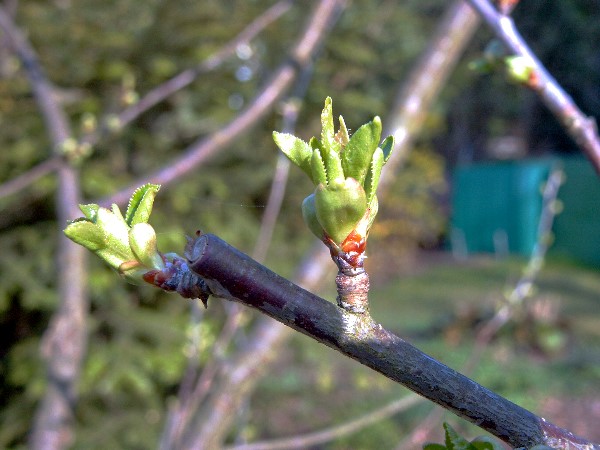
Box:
423;423;507;450
125;183;161;226
444;423;472;450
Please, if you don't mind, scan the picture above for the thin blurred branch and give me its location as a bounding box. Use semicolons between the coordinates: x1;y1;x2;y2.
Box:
466;0;600;174
0;0;292;201
100;0;345;208
83;0;294;149
178;1;489;447
396;165;564;448
0;157;62;199
252;66;314;262
225;395;422;450
156;2;344;449
0;6;87;450
380;0;480;188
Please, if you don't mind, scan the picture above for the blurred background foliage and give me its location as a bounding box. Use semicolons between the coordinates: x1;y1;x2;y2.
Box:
1;0;599;448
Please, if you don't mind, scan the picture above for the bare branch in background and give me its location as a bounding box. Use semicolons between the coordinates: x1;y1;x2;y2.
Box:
465;0;600;174
181;1;488;447
83;0;293;150
0;157;62;199
397;164;564;448
0;6;87;450
225;395;422;450
100;0;345;208
380;0;480;189
0;0;293;201
252;67;314;262
154;2;345;448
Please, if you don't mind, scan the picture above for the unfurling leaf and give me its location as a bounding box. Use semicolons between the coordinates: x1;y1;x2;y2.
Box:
342;116;382;185
272;132;313;180
129;223;165;270
301;193;324;240
125;183;161;226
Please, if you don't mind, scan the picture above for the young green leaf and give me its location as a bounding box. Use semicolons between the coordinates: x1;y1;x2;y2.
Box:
443;423;472;450
79;203;99;222
63;220;105;251
335;115;350;146
320;97;341;154
342;116;382;185
315;178;367;244
94;206;131;260
125;183;161;226
380;135;394;162
364;147;384;205
423;445;448;450
129;223;165;270
311;148;328;185
272;132;313;180
301;193;325;239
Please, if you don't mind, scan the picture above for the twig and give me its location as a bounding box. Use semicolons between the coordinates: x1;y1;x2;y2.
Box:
397;165;565;448
379;0;481;190
82;0;293;149
0;1;292;201
465;0;600;174
0;6;87;450
225;395;422;450
186;233;599;450
154;2;345;448
0;157;62;199
99;0;345;208
181;1;485;445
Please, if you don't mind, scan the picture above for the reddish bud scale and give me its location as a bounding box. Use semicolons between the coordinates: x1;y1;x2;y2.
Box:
142;269;160;285
341;229;366;254
323;230;367;269
341;230;367;268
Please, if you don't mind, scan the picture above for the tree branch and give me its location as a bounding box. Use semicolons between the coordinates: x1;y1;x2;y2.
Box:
380;0;480;188
182;1;486;446
0;6;87;450
186;233;599;450
0;1;293;201
465;0;600;174
84;0;293;150
100;0;345;207
225;395;422;450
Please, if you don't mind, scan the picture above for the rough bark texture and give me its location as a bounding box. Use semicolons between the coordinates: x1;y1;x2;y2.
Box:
187;233;600;450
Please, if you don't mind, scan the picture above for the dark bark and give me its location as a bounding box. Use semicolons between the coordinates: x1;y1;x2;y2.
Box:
186;233;599;450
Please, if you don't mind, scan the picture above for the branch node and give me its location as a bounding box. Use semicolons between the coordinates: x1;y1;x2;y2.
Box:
335;270;370;313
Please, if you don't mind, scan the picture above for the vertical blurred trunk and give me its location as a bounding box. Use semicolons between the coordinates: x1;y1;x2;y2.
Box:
177;1;481;448
380;0;480;189
0;7;88;450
